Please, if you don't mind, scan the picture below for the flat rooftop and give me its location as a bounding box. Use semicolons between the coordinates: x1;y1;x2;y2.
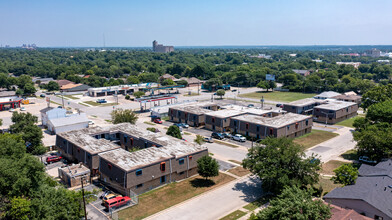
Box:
170;105;213;115
204;109;245;118
286;98;326;107
232;113;311;128
332;94;362;101
315;101;357;111
59;163;90;178
220;104;274;115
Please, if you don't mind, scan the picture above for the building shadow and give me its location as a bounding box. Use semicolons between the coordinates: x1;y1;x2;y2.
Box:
232;176;263;203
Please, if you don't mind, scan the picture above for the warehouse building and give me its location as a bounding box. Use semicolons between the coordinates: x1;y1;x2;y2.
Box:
313;101;358;124
230;113;312;139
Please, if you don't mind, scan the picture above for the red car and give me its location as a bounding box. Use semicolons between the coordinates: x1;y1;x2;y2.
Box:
153;118;162;124
104;196;131;210
46;156;62;163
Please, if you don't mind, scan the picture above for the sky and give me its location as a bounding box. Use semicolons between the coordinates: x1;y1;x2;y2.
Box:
0;0;392;47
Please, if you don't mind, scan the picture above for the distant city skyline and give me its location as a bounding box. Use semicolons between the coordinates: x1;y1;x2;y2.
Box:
1;0;392;47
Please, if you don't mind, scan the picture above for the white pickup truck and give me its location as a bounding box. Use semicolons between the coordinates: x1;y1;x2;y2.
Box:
232;134;246;142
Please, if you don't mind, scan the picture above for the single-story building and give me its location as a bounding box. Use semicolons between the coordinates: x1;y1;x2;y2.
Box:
48;113;89;134
0;96;22;111
314;91;341;100
230;113;312;139
40;107;67;127
313;101;358;124
58;163;90;188
324;159;392;220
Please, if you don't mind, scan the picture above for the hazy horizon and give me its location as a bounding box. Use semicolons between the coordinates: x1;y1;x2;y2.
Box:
1;0;391;47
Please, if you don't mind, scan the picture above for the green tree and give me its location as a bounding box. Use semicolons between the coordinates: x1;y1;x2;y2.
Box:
5;197;31;220
216;89;225;99
176;79;188;87
197;155;219;180
331;164;358;186
251;186;331;220
46;81;60;91
111;109;138;124
257;80;276;92
0;118;2;126
166;125;182;139
243;137;321;194
138;72;159;83
133;91;145;98
366;100;392;123
203;78;222;91
10;112;44;154
127;76;140;84
194;135;205;145
161;78;176;86
361;84;392;110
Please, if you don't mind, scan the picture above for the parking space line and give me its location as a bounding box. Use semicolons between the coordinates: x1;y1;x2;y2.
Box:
89;203;110;220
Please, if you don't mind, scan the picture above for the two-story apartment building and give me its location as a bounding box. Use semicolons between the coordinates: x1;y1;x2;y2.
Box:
283;98;327;115
169;106;213;127
99;141;207;195
204;109;246;132
230;113;312;139
313;101;358;124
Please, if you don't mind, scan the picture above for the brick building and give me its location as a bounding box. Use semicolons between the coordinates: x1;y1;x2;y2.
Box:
313;101;358;124
283;98;327;115
230;113;312;139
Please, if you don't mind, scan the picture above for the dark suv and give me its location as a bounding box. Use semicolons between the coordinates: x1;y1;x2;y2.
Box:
211;132;224;140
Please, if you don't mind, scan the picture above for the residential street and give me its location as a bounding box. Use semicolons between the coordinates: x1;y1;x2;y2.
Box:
145;176;263;220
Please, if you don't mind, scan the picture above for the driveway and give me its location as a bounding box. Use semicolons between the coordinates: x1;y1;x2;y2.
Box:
145;176;262;220
305;126;356;162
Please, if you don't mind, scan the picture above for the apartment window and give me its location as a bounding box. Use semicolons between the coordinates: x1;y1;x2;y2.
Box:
194;115;197;120
179;158;185;165
212;117;215;123
63;140;67;145
130;138;133;146
101;134;105;138
287;125;290;130
108;163;112;170
269;128;273;136
234;120;237;126
116;133;120;139
189;156;193;160
160;176;166;183
77;148;80;153
136;169;142;176
246;131;249;136
124;135;127;143
256;134;260;139
144;142;148;148
256;125;260;132
179;171;185;175
346;108;349;112
171;110;173;114
295;123;299;129
306;120;309;126
246;123;249;129
136;184;143;189
292;106;295;110
160;162;166;171
87;154;91;160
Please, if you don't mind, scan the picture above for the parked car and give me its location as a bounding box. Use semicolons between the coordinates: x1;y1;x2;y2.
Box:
100;190;111;199
104;196;132;210
179;123;189;128
276;103;282;107
102;193;119;204
45;92;54;95
57;106;63;108
88;120;95;125
232;134;246;142
46;155;62;164
20;107;26;111
9;108;15;112
211;132;224;140
247;104;255;108
96;99;107;103
204;137;214;143
359;156;377;164
231;89;237;92
154;118;163;124
40;94;46;98
222;132;232;139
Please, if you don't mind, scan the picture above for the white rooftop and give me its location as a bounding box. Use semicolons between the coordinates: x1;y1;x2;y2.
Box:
314;91;341;99
232;113;311;128
314;101;357;111
205;109;245;118
286;98;326;107
49;113;89;127
220;104;274;115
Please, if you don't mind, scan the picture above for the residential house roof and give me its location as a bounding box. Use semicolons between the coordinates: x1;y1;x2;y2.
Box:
56;79;74;87
314;91;341;99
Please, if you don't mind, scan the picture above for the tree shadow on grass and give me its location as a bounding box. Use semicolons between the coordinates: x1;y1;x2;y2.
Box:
190;178;215;188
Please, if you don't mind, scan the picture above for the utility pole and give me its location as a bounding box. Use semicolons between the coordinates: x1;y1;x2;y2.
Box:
260;96;264;109
61;91;65;108
81;177;88;220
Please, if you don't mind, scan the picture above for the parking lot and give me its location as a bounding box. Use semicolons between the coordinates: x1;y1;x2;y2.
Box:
162;121;254;148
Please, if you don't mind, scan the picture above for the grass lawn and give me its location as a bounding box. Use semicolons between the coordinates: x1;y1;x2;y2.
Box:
293;129;339;150
229;160;242;165
335;116;362;128
183;92;200;97
243;195;273;211
118;173;235;220
317;177;342;195
63;95;80;100
239;91;317;102
219;210;247;220
227;166;250;177
83;101;116;107
143;121;156;126
321;160;350;175
215;140;239;148
78;102;90;107
341;149;358;161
